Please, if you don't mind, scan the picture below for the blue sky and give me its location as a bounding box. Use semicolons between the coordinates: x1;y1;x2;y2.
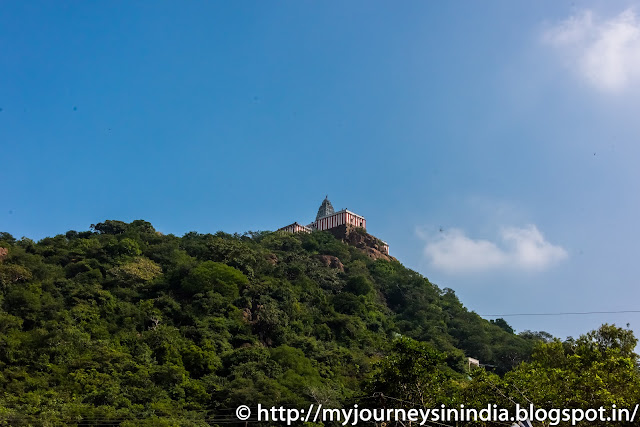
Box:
2;1;640;342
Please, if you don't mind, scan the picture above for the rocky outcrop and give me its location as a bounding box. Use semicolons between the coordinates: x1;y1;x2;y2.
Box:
315;254;345;271
325;225;395;262
0;247;7;262
265;253;278;265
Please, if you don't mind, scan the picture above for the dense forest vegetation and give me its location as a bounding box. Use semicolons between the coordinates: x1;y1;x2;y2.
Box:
0;220;638;426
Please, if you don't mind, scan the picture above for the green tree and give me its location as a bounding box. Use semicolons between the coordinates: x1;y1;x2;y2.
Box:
367;337;458;407
466;324;640;427
109;257;162;285
181;261;247;298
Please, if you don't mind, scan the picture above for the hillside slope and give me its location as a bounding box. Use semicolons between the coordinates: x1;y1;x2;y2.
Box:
0;220;540;424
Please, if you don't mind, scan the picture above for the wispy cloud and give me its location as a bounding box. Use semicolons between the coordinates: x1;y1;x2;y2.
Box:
422;225;567;274
543;8;640;93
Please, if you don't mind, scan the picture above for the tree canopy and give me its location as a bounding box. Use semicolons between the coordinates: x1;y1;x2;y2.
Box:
0;221;635;426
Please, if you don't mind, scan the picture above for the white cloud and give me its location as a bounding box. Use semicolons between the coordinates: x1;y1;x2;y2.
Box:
423;225;567;274
501;226;568;270
543;8;640;92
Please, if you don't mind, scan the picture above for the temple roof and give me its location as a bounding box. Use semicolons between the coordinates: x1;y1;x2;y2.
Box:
316;195;335;220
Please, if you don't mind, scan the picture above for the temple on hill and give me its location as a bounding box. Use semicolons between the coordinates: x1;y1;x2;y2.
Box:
279;196;389;255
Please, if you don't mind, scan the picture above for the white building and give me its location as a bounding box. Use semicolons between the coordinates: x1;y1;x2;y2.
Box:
279;196;389;254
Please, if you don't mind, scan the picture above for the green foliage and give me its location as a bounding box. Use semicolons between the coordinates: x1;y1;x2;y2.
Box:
0;264;32;287
508;324;640;409
460;324;640;426
0;220;629;425
344;275;373;295
109;237;142;257
91;220;128;235
0;232;16;244
367;337;459;406
490;317;514;334
109;257;162;284
181;261;247;297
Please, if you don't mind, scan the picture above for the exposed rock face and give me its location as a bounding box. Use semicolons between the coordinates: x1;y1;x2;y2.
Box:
325;225;395;262
242;308;254;322
265;253;278;265
315;254;345;271
0;247;7;262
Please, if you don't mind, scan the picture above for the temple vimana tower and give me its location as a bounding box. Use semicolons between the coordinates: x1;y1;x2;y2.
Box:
279;196;389;255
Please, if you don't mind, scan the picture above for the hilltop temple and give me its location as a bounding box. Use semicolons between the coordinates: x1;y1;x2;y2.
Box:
279;196;389;255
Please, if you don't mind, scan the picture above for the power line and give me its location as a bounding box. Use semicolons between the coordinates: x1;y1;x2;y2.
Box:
480;310;640;317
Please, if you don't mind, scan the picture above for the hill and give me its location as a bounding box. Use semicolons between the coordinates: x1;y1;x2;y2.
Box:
0;220;584;424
